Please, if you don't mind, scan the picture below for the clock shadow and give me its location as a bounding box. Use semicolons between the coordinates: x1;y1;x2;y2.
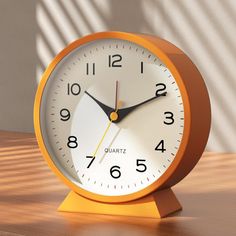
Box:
59;211;199;236
59;150;236;236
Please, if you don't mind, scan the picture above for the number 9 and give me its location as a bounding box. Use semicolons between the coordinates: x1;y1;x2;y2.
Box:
60;108;70;121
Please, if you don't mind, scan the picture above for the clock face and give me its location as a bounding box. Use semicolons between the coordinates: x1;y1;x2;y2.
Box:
40;38;184;197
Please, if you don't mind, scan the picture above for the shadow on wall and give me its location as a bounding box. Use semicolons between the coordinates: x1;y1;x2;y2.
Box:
36;0;163;73
91;0;159;33
160;0;236;152
36;0;236;152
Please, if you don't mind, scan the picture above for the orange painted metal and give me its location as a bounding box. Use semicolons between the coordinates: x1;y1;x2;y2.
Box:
34;32;211;205
58;188;182;218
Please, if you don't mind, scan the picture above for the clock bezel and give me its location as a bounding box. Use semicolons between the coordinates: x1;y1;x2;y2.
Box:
34;31;211;203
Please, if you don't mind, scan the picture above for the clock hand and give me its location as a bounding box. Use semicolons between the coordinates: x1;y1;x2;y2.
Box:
85;91;113;120
115;80;119;110
113;92;167;123
85;87;166;123
85;80;120;120
92;120;112;158
92;100;122;158
99;81;120;164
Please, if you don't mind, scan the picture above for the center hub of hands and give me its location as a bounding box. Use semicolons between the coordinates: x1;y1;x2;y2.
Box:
110;111;119;121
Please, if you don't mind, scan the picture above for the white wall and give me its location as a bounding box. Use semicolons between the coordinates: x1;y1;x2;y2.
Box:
0;0;236;152
0;0;37;133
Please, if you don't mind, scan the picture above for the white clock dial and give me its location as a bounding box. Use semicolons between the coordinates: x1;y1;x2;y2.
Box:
40;38;184;196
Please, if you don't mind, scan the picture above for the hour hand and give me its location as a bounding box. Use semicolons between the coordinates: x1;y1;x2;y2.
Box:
85;91;113;119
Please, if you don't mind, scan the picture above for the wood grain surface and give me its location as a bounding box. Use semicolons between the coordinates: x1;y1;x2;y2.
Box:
0;130;235;236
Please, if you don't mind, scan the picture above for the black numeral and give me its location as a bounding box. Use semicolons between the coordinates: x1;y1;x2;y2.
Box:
155;140;166;152
67;83;81;95
109;54;122;67
60;108;70;121
136;159;147;172
164;111;174;125
110;165;121;179
141;61;144;74
86;156;95;168
86;63;95;75
156;83;166;96
67;136;78;148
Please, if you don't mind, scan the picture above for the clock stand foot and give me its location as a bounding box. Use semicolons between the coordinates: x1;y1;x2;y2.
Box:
58;188;182;218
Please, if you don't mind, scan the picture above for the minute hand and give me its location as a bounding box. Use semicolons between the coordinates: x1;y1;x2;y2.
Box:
114;92;167;123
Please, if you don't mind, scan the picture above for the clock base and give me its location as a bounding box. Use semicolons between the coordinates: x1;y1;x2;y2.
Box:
58;188;182;218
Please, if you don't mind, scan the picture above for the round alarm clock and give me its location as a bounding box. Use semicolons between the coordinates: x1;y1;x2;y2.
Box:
34;32;211;218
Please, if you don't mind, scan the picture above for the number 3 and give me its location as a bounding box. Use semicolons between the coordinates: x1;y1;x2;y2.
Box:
164;111;174;125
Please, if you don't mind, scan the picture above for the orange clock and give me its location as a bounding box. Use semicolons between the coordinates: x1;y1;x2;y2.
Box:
34;32;211;218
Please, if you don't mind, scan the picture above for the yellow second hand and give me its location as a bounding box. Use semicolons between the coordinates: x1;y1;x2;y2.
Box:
92;120;112;157
92;100;122;158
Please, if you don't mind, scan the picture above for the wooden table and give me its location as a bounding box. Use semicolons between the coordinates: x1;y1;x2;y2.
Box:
0;131;235;236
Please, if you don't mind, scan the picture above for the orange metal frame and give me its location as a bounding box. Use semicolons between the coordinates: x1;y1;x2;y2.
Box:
34;31;211;204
